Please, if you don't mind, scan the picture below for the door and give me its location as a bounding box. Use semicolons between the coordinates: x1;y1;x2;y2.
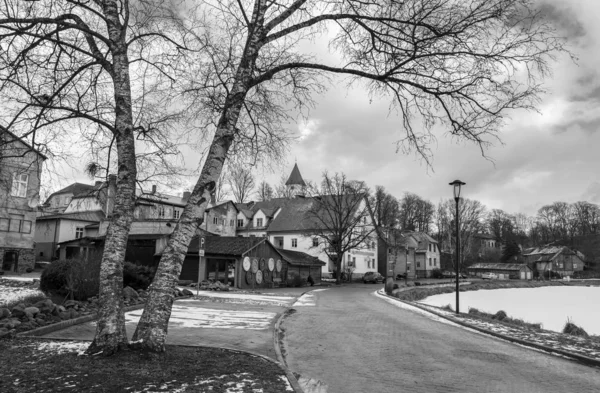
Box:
2;251;19;272
520;271;525;280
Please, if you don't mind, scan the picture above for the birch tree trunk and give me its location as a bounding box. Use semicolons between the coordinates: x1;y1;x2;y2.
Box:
131;1;269;352
86;2;137;355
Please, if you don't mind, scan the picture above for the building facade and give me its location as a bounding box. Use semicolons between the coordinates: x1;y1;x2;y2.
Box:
0;129;46;273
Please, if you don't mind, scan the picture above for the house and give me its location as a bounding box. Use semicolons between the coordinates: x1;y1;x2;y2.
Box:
178;235;325;288
474;233;503;250
405;231;440;278
522;246;585;277
42;182;108;214
0;129;47;273
235;164;377;278
377;229;418;279
467;263;533;280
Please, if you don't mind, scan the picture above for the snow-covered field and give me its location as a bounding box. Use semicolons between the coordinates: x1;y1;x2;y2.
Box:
419;286;600;335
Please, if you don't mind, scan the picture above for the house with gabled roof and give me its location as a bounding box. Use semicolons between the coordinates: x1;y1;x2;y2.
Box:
405;231;440;278
522;245;585;277
377;229;419;279
1;128;47;273
235;165;378;278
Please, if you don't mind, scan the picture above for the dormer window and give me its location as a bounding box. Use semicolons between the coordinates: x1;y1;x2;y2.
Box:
237;219;244;227
256;218;263;227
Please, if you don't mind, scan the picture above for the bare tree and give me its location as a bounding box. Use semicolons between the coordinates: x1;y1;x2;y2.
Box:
133;0;565;352
398;192;434;233
273;175;295;199
212;168;231;202
256;180;274;201
486;209;515;241
367;185;399;247
227;165;256;202
304;172;374;284
0;0;191;355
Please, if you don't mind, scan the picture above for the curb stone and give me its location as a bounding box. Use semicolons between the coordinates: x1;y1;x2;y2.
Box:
274;309;303;393
376;289;600;369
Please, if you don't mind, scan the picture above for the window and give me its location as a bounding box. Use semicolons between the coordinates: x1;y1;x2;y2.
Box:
434;258;437;266
371;241;375;250
158;206;165;218
256;218;263;227
213;217;218;225
428;258;432;266
11;173;28;198
230;219;234;227
291;238;298;248
274;237;284;248
574;263;578;268
237;219;244;227
76;227;84;239
429;244;432;252
434;244;437;252
39;252;44;257
173;209;180;219
417;261;421;268
348;257;356;267
312;238;319;247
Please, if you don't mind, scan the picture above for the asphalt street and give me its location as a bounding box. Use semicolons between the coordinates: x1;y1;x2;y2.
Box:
283;285;600;393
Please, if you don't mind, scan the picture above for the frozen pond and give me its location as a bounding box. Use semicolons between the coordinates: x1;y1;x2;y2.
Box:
419;286;600;335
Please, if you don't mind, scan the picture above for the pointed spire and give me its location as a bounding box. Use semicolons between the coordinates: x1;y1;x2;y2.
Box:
285;163;306;186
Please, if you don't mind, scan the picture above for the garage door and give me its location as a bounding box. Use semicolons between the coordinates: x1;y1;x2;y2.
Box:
520;271;525;279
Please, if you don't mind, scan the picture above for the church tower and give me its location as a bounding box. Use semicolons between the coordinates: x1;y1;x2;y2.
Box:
285;163;306;197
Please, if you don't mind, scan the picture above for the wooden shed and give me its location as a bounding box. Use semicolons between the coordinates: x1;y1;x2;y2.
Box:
180;236;324;289
467;263;533;280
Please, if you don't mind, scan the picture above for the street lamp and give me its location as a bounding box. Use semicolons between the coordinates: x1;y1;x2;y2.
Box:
449;179;466;314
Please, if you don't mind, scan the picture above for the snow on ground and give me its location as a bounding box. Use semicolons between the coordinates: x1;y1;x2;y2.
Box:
292;289;328;307
419;286;600;335
181;289;296;306
1;276;38;282
36;341;89;356
129;373;291;393
121;302;277;330
0;286;44;307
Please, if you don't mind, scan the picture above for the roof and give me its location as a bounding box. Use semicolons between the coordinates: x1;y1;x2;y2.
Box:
277;249;326;266
475;233;496;240
36;210;104;222
1;127;48;160
187;236;266;256
404;231;438;251
207;200;239;213
285;163;306;186
46;183;97;202
138;192;186;207
467;263;531;271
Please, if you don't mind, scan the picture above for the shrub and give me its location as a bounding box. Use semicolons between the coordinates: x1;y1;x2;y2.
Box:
25;267;34;273
40;258;101;301
493;310;508;321
123;262;156;290
563;319;589;338
431;269;443;279
392;284;399;290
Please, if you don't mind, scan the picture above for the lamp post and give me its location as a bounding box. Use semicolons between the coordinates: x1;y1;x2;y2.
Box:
449;180;466;314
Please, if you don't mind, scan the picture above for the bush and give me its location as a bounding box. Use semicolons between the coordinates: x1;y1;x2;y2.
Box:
25;267;34;273
431;269;443;279
123;262;156;290
563;319;589;338
492;310;508;321
40;258;101;301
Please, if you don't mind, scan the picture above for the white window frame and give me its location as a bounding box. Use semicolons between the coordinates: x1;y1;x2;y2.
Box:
158;206;165;218
213;217;218;225
173;209;180;219
256;218;263;227
237;219;244;227
11;173;28;198
75;227;84;239
312;238;319;247
291;238;298;248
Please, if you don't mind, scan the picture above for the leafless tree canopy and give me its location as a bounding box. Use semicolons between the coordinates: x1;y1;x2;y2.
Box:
399;192;435;233
227;165;255;202
255;180;274;201
305;172;374;283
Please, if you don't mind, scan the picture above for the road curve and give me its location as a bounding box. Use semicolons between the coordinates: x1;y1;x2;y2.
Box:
282;285;600;393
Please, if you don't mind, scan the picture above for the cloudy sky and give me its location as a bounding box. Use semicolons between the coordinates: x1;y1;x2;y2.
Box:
53;0;599;218
256;0;600;217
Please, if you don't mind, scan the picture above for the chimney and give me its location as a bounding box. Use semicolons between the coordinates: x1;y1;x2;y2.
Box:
182;191;191;201
106;174;117;217
151;185;157;194
210;192;216;204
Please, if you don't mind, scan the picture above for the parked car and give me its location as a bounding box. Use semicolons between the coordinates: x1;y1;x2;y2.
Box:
395;273;407;280
481;272;498;280
441;271;455;278
363;271;384;284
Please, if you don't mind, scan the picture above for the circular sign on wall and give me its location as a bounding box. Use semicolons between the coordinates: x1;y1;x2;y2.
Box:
268;258;275;272
259;258;266;271
255;270;263;284
246;271;254;285
251;258;259;274
276;259;282;272
242;257;251;272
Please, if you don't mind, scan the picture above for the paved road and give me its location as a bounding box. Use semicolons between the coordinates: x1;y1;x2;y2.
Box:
283;286;600;393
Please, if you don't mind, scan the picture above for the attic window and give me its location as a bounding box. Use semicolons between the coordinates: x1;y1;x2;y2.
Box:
312;238;319;247
237;219;244;227
213;217;218;225
256;218;263;227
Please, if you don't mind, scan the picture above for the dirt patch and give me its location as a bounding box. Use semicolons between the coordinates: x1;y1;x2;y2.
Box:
0;338;292;393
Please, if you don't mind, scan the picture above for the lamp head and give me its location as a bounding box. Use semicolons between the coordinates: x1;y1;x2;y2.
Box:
449;180;466;200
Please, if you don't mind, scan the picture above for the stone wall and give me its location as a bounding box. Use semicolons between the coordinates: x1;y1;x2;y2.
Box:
1;247;35;274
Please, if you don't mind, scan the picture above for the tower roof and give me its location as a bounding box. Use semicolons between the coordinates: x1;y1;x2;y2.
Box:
285;163;306;186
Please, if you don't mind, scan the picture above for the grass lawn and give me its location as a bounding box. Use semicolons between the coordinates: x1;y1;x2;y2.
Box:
0;338;293;393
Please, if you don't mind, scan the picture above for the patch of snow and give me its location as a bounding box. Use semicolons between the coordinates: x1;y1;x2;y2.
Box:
36;341;88;356
124;307;277;330
293;289;328;307
178;290;295;304
0;287;44;307
419;286;600;335
278;375;294;391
